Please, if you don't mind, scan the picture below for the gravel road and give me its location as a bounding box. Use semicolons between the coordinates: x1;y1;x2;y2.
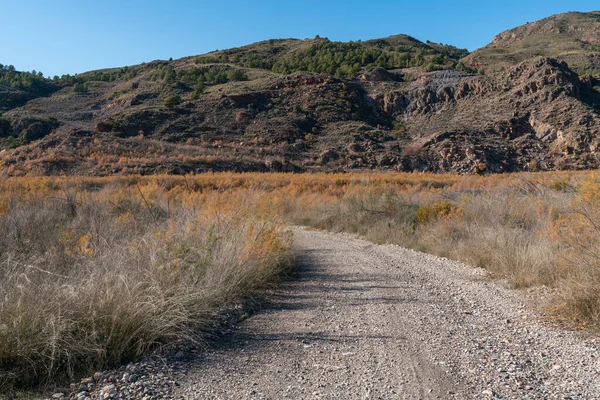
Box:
173;228;600;399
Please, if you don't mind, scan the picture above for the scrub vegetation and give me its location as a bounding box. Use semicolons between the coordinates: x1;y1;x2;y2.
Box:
2;171;600;392
0;176;292;391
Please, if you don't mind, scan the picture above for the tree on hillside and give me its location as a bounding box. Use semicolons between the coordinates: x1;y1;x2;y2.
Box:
227;69;247;81
163;94;181;109
164;68;176;84
73;83;88;94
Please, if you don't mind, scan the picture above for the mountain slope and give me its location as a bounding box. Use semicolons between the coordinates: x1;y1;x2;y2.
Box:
0;12;599;176
463;11;600;75
0;66;63;112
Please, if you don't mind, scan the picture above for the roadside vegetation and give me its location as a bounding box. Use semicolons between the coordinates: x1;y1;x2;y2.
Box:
273;171;600;329
2;171;600;393
0;176;292;392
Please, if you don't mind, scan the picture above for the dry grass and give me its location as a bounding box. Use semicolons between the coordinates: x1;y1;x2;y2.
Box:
0;177;292;391
3;170;600;393
268;171;600;328
549;175;600;329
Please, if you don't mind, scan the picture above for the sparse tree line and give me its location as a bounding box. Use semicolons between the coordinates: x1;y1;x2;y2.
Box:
195;39;469;78
2;36;469;103
0;63;144;97
152;65;247;85
76;66;139;83
151;64;248;100
0;63;51;91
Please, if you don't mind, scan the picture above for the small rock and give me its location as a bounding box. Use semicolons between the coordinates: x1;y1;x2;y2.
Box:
550;364;563;374
100;383;117;399
81;377;94;385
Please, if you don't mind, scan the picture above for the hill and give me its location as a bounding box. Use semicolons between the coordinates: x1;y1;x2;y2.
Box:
0;65;63;112
0;12;600;176
463;11;600;75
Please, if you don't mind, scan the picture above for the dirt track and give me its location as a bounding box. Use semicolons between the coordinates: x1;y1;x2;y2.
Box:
176;228;600;399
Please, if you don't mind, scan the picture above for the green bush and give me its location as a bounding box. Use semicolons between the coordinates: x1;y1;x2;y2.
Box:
227;69;247;81
73;82;88;94
163;94;182;109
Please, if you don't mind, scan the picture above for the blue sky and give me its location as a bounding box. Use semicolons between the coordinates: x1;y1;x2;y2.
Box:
2;0;598;77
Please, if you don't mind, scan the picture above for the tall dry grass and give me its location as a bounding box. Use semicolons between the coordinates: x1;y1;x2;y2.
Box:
273;171;600;328
3;170;600;392
0;178;291;391
550;174;600;328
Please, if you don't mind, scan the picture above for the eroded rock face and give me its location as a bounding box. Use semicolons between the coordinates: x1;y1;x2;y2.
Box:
381;58;581;115
360;68;397;82
110;110;177;137
361;57;600;173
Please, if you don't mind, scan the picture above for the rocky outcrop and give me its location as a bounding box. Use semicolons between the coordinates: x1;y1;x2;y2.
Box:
365;57;600;173
360;68;398;82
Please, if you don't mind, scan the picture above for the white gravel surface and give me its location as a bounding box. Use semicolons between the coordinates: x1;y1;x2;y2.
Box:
175;228;600;399
72;227;600;399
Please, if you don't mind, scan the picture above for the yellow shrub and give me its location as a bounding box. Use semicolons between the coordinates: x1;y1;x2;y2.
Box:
414;201;456;225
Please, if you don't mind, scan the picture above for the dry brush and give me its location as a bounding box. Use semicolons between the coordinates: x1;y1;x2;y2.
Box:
2;171;600;392
0;177;292;391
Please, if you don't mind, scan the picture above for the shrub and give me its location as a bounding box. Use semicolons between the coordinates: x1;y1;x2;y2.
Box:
414;201;455;225
73;82;88;94
163;94;182;109
226;69;247;81
20;119;58;142
0;119;11;137
552;175;600;328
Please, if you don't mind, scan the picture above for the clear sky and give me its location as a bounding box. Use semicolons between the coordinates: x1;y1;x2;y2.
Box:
2;0;599;77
